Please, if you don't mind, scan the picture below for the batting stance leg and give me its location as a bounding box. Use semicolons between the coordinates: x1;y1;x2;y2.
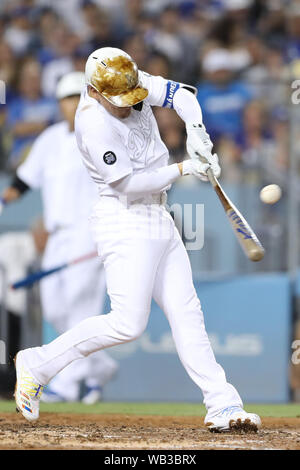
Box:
153;229;242;418
21;235;166;386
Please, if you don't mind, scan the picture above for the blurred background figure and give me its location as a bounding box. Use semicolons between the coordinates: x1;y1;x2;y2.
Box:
196;48;253;143
5;57;57;170
145;4;198;82
0;217;47;398
4;5;35;57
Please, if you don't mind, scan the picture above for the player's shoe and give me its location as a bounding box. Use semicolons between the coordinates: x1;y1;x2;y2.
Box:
14;351;44;422
205;406;261;433
81;385;103;405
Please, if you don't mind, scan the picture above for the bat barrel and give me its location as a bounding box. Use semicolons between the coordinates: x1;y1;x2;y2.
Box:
226;208;265;262
205;165;265;263
245;243;265;262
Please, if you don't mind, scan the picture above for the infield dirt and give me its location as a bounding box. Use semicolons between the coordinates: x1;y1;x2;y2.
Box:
0;413;299;450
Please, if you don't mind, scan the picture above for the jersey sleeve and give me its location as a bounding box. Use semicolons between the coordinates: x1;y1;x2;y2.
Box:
139;71;197;109
81;122;133;184
16;130;47;189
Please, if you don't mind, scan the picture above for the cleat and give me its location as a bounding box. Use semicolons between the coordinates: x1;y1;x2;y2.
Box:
205;406;261;433
14;352;44;422
81;385;103;405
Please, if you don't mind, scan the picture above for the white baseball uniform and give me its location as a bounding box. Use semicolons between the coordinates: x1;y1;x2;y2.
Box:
17;121;117;401
22;73;243;418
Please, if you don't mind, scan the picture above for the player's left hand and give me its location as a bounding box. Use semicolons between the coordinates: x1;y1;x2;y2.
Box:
185;123;221;178
186;122;214;161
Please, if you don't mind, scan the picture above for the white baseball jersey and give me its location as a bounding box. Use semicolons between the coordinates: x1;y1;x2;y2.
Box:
75;72;182;196
17;121;99;233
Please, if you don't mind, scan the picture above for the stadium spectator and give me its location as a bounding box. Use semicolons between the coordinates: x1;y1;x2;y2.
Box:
6;57;57;169
222;0;254;27
239;103;290;188
264;44;290;109
145;52;171;78
72;43;94;73
114;0;146;39
32;7;61;66
216;135;243;183
39;20;81;97
196;48;253;143
0;42;16;101
123;33;149;70
285;2;300;63
81;4;119;50
207;12;251;70
4;6;35;57
244;43;289;109
146;4;197;82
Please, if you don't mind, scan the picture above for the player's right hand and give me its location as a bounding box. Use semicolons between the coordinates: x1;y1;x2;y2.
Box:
181;156;221;182
181;159;210;182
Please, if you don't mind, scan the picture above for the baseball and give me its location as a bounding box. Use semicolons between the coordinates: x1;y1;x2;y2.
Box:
260;184;282;204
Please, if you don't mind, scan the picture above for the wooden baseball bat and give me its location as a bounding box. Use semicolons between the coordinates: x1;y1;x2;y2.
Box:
206;167;265;262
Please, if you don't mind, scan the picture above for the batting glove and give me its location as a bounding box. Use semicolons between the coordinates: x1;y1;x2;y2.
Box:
182;153;221;181
186;122;214;161
182;153;221;182
182;159;210;182
185;123;221;179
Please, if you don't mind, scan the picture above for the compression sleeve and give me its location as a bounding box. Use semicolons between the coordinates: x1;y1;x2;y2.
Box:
172;87;203;124
11;175;30;195
111;164;180;195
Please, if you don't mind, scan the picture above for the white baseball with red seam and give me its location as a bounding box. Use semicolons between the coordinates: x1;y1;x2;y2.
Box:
260;184;282;204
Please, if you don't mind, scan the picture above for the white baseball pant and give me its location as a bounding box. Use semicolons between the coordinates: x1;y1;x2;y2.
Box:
23;198;242;418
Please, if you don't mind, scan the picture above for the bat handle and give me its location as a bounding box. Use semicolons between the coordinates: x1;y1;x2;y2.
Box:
206;167;218;188
195;152;218;187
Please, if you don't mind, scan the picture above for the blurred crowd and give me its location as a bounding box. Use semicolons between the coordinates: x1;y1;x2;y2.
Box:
0;0;300;181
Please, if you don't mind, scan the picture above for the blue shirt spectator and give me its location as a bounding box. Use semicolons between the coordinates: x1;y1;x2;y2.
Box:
7;96;57;167
197;49;253;142
197;81;253;141
285;4;300;62
5;57;57;169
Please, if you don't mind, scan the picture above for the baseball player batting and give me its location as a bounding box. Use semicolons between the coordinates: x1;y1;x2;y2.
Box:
13;47;261;432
